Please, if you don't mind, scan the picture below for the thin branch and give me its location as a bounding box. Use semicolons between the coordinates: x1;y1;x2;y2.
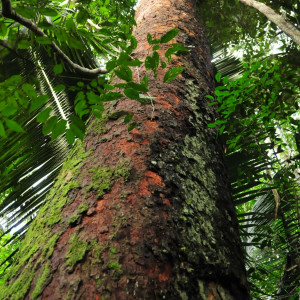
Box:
1;0;108;76
239;0;300;46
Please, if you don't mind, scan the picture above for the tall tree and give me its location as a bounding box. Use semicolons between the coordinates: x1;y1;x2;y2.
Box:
0;0;251;298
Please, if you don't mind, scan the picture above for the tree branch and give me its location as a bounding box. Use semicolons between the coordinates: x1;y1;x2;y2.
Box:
239;0;300;46
1;0;108;76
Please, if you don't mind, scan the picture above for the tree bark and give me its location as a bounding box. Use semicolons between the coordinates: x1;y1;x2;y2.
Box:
239;0;300;46
0;0;249;299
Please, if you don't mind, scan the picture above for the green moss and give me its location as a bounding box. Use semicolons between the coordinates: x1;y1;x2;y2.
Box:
109;248;117;254
68;202;90;225
87;115;109;135
65;234;88;272
32;263;51;299
86;161;131;197
77;202;89;214
90;238;103;263
0;266;34;300
42;233;61;258
68;215;80;225
108;261;119;269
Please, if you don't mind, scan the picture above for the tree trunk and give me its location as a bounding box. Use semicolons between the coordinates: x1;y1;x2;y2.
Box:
0;0;249;299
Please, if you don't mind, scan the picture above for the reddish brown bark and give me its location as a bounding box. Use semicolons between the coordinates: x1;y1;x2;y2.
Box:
1;0;249;299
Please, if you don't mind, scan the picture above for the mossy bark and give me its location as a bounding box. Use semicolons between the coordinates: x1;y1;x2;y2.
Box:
0;0;249;299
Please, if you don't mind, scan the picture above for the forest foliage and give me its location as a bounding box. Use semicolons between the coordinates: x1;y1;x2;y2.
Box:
0;0;299;298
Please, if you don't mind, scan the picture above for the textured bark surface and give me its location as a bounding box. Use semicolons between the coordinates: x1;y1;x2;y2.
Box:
0;0;249;299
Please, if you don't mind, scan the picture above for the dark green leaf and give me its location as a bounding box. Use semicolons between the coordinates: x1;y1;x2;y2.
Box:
130;36;137;49
5;119;24;133
42;116;58;135
39;8;58;16
54;84;65;92
68;38;84;50
124;88;140;100
36;36;52;45
15;6;36;19
76;9;89;24
29;95;49;113
147;33;160;45
215;73;221;83
51;119;67;140
163;66;185;83
160;28;179;43
126;82;148;93
0;22;8;38
66;129;76;145
2;106;18;117
128;122;137;132
36;107;52;123
161;61;167;69
0;121;6;137
53;64;63;74
115;65;132;82
127;58;143;67
66;18;76;31
101;92;123;102
17;40;32;49
22;83;37;99
124;113;134;124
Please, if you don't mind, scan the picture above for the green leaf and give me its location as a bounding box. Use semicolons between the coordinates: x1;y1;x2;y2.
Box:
153;45;160;51
215;73;221;83
127;58;143;67
205;95;214;100
70;123;84;140
130;36;137;49
36;107;52;123
22;83;37;99
29;95;48;113
42;116;58;135
161;61;167;69
115;65;132;82
165;43;189;62
76;9;89;24
101;92;123;102
66;129;76;145
68;38;84;50
0;22;8;38
147;33;160;45
53;64;63;74
128;122;137;132
54;84;65;92
207;123;216;128
66;18;76;31
5;119;24;133
163;66;185;83
223;76;229;85
124;88;140;100
126;82;148;93
17;40;32;49
2;106;18;117
15;6;36;19
0;121;6;137
160;28;179;43
124;113;134;124
36;36;52;45
51;119;67;140
39;8;58;16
